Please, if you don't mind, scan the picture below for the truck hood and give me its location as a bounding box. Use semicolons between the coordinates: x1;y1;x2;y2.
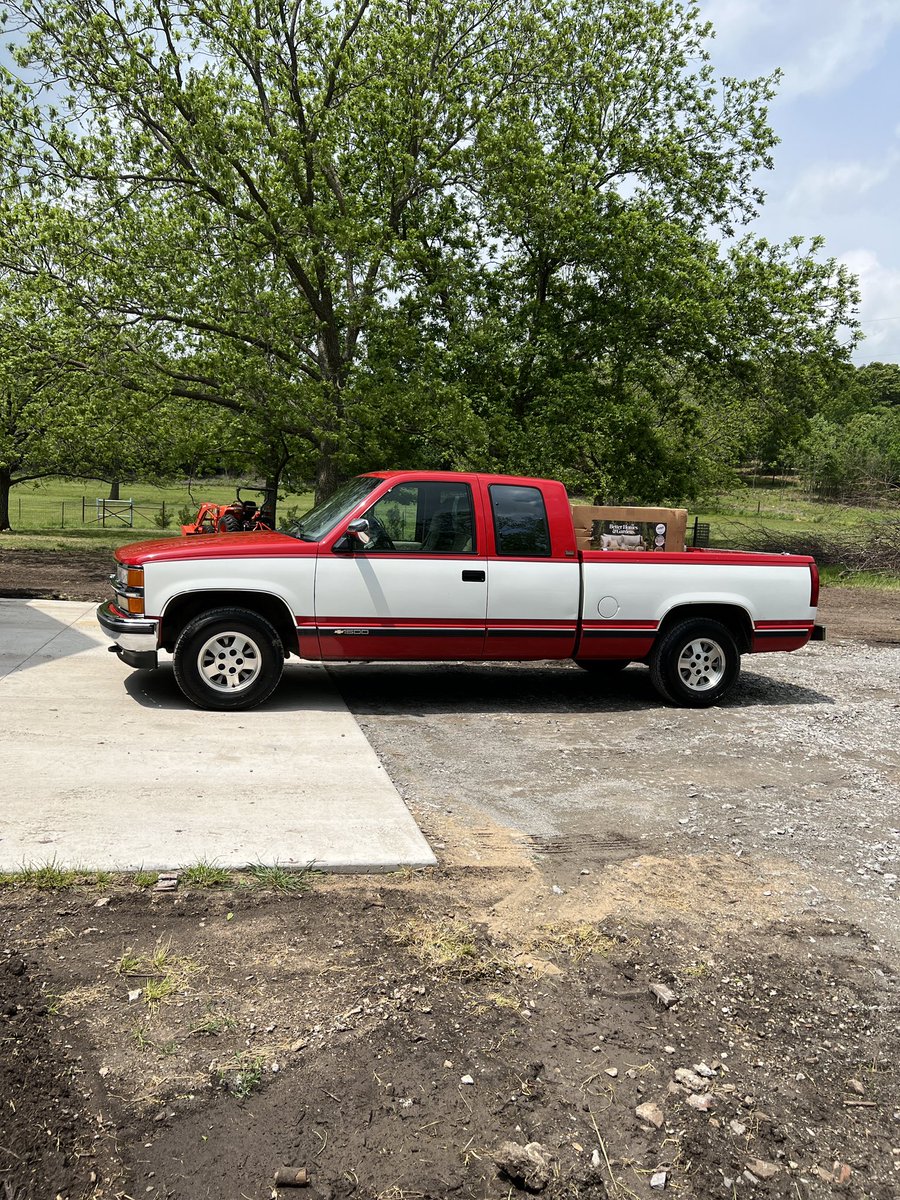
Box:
115;530;316;565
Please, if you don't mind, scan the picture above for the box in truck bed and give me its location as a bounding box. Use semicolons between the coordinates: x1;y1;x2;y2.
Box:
570;505;688;553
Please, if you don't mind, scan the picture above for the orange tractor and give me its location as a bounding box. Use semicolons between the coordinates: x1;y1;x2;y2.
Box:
181;488;276;536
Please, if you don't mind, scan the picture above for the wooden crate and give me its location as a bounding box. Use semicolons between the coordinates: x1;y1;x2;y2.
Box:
571;505;688;552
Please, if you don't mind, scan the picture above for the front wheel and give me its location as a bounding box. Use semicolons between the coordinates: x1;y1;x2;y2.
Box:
173;608;284;710
649;619;740;707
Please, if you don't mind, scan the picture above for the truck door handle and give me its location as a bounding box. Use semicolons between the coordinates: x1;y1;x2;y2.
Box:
461;570;486;582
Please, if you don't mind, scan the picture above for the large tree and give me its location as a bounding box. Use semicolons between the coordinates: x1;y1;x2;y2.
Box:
2;0;858;500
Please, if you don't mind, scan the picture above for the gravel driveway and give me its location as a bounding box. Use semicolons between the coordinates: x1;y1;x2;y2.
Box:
333;622;899;953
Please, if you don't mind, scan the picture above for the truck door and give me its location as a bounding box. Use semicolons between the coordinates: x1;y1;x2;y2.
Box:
484;482;579;659
315;479;488;660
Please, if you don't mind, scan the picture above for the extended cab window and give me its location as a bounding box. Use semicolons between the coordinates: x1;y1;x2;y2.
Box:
361;481;476;554
490;484;551;557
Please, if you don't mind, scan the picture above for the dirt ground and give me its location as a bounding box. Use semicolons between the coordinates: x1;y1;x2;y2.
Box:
1;552;899;1200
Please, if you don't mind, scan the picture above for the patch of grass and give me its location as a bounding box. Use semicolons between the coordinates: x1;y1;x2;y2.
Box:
819;566;900;590
189;1011;236;1037
486;991;521;1011
116;949;143;975
133;870;159;889
4;475;313;537
246;861;315;893
131;1024;153;1050
18;861;79;890
216;1052;265;1098
142;976;176;1004
681;960;710;979
394;917;478;969
88;870;113;887
114;939;196;1007
533;922;619;964
180;860;232;888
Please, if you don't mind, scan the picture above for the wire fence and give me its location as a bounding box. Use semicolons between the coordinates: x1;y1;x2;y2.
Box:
8;497;186;531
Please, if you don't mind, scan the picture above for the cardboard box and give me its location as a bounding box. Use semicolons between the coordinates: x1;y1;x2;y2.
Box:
571;505;688;552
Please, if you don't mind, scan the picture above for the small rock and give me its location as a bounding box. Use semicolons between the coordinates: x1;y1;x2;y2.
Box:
635;1101;664;1129
604;1067;618;1078
460;1074;474;1085
494;1141;555;1191
663;1045;676;1054
687;1093;714;1111
674;1068;706;1091
650;1171;668;1189
693;1062;716;1078
746;1158;780;1180
833;1162;852;1187
99;1066;110;1078
7;958;25;977
93;897;111;908
729;1120;747;1136
848;1078;864;1095
127;988;142;1003
649;983;677;1008
591;1149;601;1168
551;885;564;895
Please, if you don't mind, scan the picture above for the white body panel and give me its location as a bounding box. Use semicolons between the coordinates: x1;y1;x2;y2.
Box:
146;557;317;621
314;556;488;620
486;560;580;621
580;561;815;625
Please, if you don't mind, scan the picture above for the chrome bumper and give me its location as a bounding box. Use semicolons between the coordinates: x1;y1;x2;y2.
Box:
96;600;159;669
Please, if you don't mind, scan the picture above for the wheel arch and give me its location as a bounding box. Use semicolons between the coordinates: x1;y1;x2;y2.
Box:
159;590;300;655
654;602;754;654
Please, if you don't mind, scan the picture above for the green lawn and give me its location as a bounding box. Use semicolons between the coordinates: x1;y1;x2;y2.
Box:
3;476;315;544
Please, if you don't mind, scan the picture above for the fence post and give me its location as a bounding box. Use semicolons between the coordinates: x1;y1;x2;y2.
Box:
61;501;65;529
82;496;86;524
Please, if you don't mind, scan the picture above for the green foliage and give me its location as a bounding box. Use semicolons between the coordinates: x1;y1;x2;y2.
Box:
798;410;900;499
180;860;232;888
0;0;859;502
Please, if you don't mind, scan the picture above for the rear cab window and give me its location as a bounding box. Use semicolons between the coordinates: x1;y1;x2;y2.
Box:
489;484;552;557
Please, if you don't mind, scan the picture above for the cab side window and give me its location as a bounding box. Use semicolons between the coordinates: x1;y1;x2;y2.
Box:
489;484;551;557
361;482;476;554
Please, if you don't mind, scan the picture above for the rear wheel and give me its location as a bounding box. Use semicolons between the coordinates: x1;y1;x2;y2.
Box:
173;608;284;710
649;618;739;707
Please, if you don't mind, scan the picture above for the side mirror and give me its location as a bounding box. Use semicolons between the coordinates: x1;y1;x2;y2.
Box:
346;518;371;546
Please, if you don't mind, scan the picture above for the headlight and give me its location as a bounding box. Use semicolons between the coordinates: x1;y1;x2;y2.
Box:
113;563;145;614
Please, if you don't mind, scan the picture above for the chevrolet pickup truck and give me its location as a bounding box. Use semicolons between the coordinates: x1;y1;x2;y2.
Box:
97;471;824;711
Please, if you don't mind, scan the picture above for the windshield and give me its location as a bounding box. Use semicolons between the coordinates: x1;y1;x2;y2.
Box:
282;476;382;542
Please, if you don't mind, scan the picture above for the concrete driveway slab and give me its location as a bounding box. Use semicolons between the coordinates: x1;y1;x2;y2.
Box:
0;599;435;873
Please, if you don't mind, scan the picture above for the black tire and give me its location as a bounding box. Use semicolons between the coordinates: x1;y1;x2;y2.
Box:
574;659;630;674
649;618;740;707
217;512;243;533
173;607;284;710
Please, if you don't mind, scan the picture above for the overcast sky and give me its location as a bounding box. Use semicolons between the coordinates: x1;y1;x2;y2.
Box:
701;0;900;364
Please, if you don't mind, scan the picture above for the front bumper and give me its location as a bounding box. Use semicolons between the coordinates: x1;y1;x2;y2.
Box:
96;600;160;669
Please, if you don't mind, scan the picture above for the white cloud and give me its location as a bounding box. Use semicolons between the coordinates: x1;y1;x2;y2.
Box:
786;154;899;214
701;1;900;96
841;249;900;362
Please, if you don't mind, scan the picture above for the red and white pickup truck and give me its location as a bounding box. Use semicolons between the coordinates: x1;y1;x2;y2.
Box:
97;471;824;710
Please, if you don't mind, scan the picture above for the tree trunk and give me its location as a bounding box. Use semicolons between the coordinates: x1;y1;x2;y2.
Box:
108;479;120;500
0;468;11;531
314;451;342;505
